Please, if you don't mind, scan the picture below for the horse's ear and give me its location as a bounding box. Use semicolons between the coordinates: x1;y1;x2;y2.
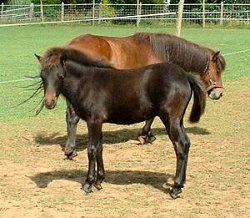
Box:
34;53;41;62
212;51;220;62
60;54;67;65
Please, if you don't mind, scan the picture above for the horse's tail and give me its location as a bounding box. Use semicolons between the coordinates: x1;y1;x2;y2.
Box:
187;73;206;123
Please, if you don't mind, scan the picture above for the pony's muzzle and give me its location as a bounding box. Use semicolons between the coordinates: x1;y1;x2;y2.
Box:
44;92;57;109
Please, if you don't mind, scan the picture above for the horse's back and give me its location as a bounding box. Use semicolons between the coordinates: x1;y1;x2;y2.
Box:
67;34;113;63
67;34;160;69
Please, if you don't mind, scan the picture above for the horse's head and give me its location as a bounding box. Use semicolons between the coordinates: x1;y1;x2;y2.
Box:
202;51;226;100
35;52;65;110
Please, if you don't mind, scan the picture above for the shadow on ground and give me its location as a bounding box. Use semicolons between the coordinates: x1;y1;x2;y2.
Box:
29;169;174;194
34;126;210;151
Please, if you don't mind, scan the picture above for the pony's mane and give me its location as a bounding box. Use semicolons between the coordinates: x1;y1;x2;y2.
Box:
40;46;114;69
133;32;226;74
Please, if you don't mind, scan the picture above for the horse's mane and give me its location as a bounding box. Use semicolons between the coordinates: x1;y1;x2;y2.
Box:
40;46;114;69
133;32;226;74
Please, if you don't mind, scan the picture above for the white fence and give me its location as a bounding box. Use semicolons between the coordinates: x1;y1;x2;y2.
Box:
0;3;249;27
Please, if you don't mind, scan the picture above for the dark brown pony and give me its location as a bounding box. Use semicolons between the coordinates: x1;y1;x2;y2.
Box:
36;46;206;199
62;32;225;158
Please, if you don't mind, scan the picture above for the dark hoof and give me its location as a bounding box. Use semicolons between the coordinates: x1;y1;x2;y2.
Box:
65;150;78;160
81;183;93;193
146;135;156;143
169;187;182;199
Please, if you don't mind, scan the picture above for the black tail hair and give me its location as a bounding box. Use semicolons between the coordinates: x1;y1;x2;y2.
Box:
187;73;206;123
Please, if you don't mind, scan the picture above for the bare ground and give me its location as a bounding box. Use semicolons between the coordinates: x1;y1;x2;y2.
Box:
0;79;249;218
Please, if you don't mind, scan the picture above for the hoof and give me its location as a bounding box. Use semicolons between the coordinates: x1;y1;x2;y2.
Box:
146;135;156;143
94;182;103;190
169;187;182;199
65;150;78;160
138;136;146;145
138;134;156;144
81;183;93;193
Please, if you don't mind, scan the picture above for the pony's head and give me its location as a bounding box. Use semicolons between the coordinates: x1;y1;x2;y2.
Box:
202;51;226;100
35;48;66;109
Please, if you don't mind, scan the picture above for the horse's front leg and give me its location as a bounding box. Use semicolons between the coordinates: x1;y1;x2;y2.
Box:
138;118;156;144
82;118;103;193
65;102;80;159
168;121;190;199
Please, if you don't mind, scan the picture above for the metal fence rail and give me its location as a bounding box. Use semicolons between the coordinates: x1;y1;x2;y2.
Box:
0;3;249;27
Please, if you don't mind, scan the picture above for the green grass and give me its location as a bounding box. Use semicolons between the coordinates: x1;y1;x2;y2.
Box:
0;24;250;120
0;24;249;218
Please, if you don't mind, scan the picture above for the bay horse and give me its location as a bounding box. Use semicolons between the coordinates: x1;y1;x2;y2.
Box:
36;46;206;199
63;32;225;159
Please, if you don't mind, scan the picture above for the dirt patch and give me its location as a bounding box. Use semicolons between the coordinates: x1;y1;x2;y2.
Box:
0;80;250;217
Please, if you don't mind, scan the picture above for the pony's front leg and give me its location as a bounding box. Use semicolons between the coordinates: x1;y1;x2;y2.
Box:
169;122;190;199
138;118;156;144
82;118;103;193
94;141;105;190
65;102;80;159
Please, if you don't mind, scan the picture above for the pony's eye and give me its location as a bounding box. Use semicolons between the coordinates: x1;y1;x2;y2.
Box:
58;74;64;79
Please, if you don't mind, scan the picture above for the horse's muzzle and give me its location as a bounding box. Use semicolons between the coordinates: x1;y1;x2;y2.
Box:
208;88;223;100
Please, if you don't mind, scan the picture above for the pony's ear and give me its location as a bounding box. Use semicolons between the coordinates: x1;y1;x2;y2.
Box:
212;51;220;62
34;53;41;62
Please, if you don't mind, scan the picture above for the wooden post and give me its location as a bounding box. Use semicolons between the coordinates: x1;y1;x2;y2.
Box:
136;1;142;27
92;0;95;26
220;1;223;25
1;3;3;19
176;0;185;37
29;3;34;21
61;2;64;22
202;0;205;28
40;0;44;23
98;2;102;24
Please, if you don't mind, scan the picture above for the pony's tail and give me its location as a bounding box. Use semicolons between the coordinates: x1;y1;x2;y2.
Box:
187;73;206;123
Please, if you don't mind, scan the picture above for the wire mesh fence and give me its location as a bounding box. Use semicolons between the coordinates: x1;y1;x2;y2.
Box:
0;3;249;27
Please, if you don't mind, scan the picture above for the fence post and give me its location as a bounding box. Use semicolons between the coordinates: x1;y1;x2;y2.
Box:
1;3;4;19
98;2;102;24
29;3;34;21
220;1;223;25
136;1;142;27
176;0;184;36
61;2;64;22
247;11;249;25
202;0;205;28
92;0;95;26
40;0;44;23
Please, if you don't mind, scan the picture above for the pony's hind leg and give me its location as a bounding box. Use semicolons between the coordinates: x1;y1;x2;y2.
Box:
160;115;190;199
65;102;80;159
138;118;156;144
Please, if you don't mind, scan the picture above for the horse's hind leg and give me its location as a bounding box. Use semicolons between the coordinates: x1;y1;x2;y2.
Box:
65;102;80;159
160;116;190;199
138;118;156;144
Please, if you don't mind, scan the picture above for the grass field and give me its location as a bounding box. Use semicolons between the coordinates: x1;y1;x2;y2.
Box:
0;24;249;217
